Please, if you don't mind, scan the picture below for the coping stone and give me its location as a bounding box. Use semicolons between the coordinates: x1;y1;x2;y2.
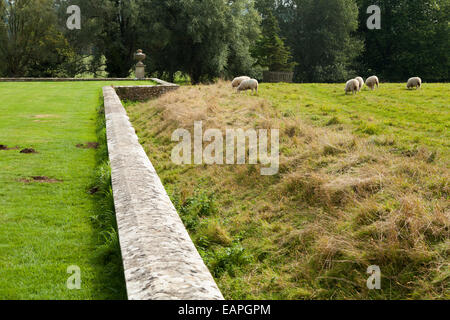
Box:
102;86;223;300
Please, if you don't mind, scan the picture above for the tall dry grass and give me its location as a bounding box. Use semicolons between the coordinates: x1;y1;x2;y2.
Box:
128;81;449;299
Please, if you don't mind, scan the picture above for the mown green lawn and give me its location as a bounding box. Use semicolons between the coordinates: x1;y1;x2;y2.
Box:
0;81;152;299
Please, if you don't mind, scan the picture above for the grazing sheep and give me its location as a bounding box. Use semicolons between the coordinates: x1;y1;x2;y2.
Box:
365;76;379;90
345;79;359;95
407;77;422;89
231;76;251;88
237;78;258;94
355;77;364;91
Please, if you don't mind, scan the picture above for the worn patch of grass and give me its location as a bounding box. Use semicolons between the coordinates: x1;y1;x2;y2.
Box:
127;80;449;300
0;81;150;299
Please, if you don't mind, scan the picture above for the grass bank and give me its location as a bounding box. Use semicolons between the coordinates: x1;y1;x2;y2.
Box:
0;81;151;299
127;81;449;300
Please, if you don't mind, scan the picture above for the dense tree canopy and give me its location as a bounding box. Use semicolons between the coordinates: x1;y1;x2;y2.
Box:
0;0;6;76
252;10;295;72
0;0;76;77
139;0;261;83
0;0;448;82
357;0;450;82
100;0;139;77
223;0;261;79
140;0;232;83
275;0;363;82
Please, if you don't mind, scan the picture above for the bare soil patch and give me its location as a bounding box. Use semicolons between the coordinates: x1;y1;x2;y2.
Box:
76;142;99;149
20;148;38;154
0;145;19;150
33;114;57;119
19;176;63;183
88;186;99;194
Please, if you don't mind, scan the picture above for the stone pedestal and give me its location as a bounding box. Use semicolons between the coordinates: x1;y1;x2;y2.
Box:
135;62;145;79
134;49;146;79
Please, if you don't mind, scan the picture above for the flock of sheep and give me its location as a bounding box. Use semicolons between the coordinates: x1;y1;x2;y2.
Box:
345;76;422;94
231;75;423;95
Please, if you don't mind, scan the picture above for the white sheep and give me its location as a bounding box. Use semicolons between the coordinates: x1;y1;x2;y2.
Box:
365;76;379;90
237;79;258;94
345;79;359;95
355;76;364;91
231;76;251;88
407;77;422;89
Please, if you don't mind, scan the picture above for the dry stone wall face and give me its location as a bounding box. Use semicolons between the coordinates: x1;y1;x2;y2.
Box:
114;84;179;102
103;86;223;300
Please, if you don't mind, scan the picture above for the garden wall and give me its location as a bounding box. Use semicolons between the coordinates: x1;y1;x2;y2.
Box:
114;83;179;102
103;86;223;300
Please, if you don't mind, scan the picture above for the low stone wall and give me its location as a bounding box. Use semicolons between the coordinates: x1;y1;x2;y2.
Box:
114;84;179;102
103;86;223;300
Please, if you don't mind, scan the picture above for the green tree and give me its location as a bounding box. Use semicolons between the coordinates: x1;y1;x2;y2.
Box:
357;0;450;82
252;11;295;72
140;0;261;83
97;0;140;78
0;1;6;76
278;0;363;82
223;0;261;79
177;0;230;83
0;0;75;77
54;0;105;77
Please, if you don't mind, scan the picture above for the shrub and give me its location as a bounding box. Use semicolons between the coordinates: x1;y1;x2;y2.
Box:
199;241;253;277
171;189;217;231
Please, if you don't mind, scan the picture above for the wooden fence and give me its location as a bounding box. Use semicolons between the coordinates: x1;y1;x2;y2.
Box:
263;71;294;83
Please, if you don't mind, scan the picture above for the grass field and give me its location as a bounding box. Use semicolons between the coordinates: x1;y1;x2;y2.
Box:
262;83;449;151
0;80;153;299
127;81;449;300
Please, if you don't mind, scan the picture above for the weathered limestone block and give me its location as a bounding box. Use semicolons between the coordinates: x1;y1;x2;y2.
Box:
103;86;223;300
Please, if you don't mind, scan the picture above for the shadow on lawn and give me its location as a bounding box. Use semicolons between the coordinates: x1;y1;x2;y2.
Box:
87;95;127;299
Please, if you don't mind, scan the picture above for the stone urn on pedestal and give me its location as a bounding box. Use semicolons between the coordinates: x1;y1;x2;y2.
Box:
134;49;146;79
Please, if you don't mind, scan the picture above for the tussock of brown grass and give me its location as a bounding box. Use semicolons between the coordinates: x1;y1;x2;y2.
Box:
128;81;450;299
322;174;384;205
372;196;449;246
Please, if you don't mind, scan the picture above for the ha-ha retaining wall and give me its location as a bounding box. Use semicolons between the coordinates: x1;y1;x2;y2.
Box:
113;79;179;102
103;84;224;300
